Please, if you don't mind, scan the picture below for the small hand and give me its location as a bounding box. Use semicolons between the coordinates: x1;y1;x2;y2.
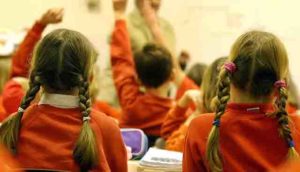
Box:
112;0;127;19
12;77;29;92
178;90;202;108
126;146;133;160
141;0;158;27
38;8;64;25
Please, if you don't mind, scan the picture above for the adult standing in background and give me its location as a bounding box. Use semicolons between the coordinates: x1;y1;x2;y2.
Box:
127;0;176;53
98;0;177;107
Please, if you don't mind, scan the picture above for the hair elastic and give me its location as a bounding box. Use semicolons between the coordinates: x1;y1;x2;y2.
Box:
212;119;221;127
288;140;295;148
274;80;287;89
18;107;25;113
224;62;237;74
83;116;91;122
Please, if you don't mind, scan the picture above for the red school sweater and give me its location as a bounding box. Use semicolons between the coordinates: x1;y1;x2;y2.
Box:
183;103;300;172
10;21;45;78
0;21;45;121
175;77;199;100
2;79;25;116
110;20;197;136
2;21;120;121
0;144;20;172
1;79;122;122
15;104;127;172
161;105;192;140
93;100;121;121
0;96;6;121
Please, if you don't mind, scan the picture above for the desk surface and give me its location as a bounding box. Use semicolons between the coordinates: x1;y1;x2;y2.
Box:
128;161;182;172
128;161;139;172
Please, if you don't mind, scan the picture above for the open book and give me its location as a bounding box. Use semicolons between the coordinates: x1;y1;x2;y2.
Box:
138;148;182;172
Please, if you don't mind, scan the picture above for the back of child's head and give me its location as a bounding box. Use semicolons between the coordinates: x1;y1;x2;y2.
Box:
31;29;96;90
201;57;226;113
206;31;298;172
187;63;207;86
0;29;99;171
229;31;288;98
134;43;173;88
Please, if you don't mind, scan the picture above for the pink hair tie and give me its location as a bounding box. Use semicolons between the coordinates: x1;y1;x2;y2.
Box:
224;62;237;74
274;80;287;88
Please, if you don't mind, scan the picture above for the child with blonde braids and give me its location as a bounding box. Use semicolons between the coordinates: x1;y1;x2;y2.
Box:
1;8;63;120
0;8;121;122
161;57;226;152
0;28;127;171
111;0;198;147
183;31;300;172
0;144;20;171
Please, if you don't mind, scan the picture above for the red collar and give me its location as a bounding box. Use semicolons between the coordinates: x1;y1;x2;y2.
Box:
226;103;274;114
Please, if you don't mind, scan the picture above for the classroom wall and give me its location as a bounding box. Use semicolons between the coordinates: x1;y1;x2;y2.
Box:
1;0;300;97
161;0;300;88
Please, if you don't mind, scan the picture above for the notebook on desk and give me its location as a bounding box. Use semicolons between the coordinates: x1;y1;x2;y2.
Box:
138;148;182;172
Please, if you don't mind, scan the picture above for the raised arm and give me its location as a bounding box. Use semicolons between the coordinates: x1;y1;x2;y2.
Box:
140;0;186;87
161;105;190;140
3;8;63;116
140;0;167;47
161;89;202;139
111;0;141;108
10;8;64;78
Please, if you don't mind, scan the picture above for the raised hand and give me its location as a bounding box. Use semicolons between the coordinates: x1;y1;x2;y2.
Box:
113;0;127;19
178;90;202;109
13;77;29;92
38;8;64;25
140;0;158;27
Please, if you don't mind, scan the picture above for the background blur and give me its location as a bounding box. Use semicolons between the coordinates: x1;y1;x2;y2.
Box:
1;0;300;98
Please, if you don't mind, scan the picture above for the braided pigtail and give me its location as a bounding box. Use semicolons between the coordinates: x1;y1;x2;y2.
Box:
274;80;299;159
73;78;99;171
206;62;236;172
0;75;41;153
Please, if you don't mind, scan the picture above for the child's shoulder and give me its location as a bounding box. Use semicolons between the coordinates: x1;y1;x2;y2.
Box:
90;110;123;145
289;112;300;127
0;144;19;171
90;109;119;132
192;113;215;124
188;113;215;134
20;104;40;123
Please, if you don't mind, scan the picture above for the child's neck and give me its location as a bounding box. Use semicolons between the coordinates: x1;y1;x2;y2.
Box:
43;87;79;96
230;95;271;104
146;83;170;98
230;86;272;104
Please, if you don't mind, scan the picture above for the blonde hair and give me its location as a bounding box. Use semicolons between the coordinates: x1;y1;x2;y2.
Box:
0;57;11;93
287;75;299;109
0;29;99;171
201;57;227;113
206;31;298;171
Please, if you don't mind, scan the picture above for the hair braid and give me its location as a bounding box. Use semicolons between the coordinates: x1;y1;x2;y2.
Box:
206;68;231;172
275;86;299;158
73;77;98;171
0;76;41;153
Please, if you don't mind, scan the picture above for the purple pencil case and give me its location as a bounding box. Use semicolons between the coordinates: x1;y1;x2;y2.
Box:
121;128;148;158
